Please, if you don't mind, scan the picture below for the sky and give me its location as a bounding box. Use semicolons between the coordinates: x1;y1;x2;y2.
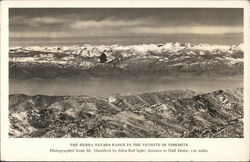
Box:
9;8;243;46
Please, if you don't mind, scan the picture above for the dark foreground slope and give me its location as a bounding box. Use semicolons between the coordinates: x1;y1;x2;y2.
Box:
9;88;243;138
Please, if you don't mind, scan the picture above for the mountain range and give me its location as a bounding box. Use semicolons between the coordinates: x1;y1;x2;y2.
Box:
9;88;243;138
9;42;243;79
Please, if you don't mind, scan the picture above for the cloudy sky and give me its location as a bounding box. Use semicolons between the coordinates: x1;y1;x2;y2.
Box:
9;8;243;46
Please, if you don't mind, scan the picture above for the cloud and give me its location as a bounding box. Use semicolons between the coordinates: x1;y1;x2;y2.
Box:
10;12;243;38
70;19;142;29
131;26;243;35
10;25;243;38
9;15;68;32
29;17;66;24
9;15;243;38
10;29;128;38
10;16;66;25
10;31;71;38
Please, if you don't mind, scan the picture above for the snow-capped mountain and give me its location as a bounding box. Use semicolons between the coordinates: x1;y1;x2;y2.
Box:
10;42;244;57
9;42;244;79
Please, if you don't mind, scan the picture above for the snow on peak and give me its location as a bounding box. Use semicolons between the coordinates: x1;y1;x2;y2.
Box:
10;42;244;57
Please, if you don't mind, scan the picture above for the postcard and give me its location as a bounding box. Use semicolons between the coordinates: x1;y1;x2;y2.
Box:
1;0;249;161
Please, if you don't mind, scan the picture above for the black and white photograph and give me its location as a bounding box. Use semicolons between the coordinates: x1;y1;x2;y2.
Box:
8;8;244;138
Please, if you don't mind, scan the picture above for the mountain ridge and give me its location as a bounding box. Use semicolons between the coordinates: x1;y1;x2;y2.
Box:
9;42;244;79
9;88;243;138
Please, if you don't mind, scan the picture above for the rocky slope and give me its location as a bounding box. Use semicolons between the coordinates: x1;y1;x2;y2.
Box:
9;88;243;138
9;43;243;79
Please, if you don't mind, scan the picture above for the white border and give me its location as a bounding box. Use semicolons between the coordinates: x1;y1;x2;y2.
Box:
1;0;250;161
